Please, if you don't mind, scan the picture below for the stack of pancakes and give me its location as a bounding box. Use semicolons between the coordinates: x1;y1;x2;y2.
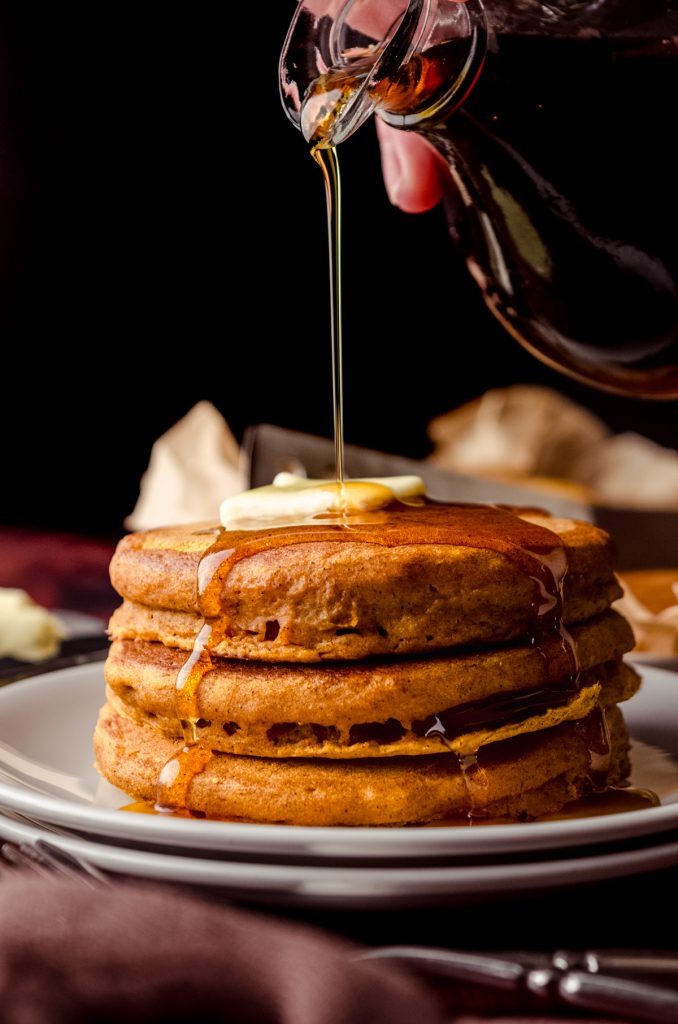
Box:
94;505;639;825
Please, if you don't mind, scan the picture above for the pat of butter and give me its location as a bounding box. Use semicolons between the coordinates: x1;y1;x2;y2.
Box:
0;588;65;662
220;473;425;527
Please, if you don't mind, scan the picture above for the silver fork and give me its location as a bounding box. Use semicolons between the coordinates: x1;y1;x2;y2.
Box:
357;946;678;1024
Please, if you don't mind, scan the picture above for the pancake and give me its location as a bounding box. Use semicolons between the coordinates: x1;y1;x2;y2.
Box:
108;510;620;661
105;610;639;758
109;581;622;662
107;673;637;759
94;703;630;826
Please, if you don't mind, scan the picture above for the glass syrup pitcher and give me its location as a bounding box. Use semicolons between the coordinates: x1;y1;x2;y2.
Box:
280;0;678;397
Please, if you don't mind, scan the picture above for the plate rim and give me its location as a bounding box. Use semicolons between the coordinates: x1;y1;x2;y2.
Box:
2;812;678;901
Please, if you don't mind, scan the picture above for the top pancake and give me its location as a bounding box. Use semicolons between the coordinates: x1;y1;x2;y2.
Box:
109;507;621;661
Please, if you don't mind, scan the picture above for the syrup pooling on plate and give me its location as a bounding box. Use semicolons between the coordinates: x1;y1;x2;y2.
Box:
422;785;660;828
155;497;583;817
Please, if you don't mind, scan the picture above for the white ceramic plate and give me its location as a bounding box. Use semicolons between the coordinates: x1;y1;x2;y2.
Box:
2;812;678;908
0;664;677;861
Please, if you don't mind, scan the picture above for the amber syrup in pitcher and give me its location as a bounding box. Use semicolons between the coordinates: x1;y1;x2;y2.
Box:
377;18;678;395
302;6;678;396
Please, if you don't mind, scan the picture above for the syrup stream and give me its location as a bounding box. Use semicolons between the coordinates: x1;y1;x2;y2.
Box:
313;144;345;489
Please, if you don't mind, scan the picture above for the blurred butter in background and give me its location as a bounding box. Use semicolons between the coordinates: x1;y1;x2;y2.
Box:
0;589;64;662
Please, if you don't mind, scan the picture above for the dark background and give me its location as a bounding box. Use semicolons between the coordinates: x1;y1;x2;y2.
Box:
1;3;676;536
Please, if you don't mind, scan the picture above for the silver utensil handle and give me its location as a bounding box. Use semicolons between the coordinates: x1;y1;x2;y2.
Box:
559;970;678;1024
359;945;678;1023
553;949;678;975
358;946;524;990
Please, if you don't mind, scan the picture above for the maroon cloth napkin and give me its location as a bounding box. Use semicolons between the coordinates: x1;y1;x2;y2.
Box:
0;874;444;1024
0;874;634;1024
0;528;117;619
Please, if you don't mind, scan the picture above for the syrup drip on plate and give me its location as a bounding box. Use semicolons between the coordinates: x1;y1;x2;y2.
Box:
587;705;613;791
421;785;660;828
541;786;660;822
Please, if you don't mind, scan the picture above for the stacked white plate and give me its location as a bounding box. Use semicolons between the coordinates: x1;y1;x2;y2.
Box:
1;663;678;908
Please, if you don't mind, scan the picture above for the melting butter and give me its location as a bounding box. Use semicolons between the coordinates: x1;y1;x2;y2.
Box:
220;472;426;528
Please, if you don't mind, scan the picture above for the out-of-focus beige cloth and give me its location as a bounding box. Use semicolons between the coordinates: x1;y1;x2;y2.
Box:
428;385;678;510
126;402;247;530
616;572;678;656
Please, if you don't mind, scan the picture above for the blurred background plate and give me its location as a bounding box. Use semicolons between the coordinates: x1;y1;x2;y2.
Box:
3;811;678;908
